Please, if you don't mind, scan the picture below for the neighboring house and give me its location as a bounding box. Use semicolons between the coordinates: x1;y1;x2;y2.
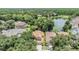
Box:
32;30;45;46
45;32;56;50
46;32;56;44
70;16;79;39
2;29;26;37
71;26;79;40
71;26;79;35
15;21;27;29
32;30;44;41
45;32;69;44
71;16;79;28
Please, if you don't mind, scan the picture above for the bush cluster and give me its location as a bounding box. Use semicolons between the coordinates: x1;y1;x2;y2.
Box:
0;31;37;51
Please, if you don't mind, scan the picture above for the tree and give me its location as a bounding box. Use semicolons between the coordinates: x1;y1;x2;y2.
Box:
5;20;15;29
34;16;54;31
63;20;72;32
50;35;73;51
0;20;6;31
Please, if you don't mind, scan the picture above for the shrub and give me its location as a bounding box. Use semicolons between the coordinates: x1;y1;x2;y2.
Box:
63;20;72;32
50;35;73;51
41;38;46;46
0;31;37;51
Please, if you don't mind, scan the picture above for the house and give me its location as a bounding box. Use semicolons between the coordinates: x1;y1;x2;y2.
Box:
15;21;27;29
45;32;56;44
45;32;69;44
32;30;45;45
45;32;56;50
71;16;79;28
71;16;79;39
2;29;26;37
32;30;44;41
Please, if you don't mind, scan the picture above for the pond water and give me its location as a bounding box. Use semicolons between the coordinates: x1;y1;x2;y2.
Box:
53;18;67;31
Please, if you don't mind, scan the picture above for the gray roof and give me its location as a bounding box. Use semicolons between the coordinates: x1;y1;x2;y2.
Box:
71;16;79;26
2;29;25;37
